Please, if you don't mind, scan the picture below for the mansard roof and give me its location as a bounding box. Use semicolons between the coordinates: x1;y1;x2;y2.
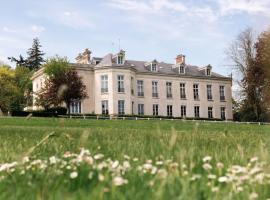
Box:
89;53;228;79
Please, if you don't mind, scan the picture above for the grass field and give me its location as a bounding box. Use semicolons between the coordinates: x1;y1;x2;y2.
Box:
0;117;270;200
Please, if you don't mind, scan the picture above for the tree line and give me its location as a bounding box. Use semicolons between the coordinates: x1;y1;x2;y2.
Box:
229;28;270;122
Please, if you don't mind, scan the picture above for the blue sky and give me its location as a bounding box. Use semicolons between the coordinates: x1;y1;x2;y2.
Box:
1;0;270;76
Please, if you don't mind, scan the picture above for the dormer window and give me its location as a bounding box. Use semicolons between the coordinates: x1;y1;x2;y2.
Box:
205;65;212;76
151;63;157;72
117;55;124;65
179;65;185;74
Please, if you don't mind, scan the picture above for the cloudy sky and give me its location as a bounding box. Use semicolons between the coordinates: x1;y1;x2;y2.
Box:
1;0;270;76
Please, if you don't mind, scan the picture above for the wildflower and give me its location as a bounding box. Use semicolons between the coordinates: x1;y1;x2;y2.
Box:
112;160;119;169
183;170;189;176
49;156;57;164
156;161;163;165
157;169;168;179
112;176;128;186
250;157;258;163
143;163;152;170
203;156;212;162
151;166;157;174
190;174;202;181
211;187;219;192
98;174;105;181
88;172;93;179
94;154;104;160
84;156;94;165
216;162;224;169
124;155;130;160
22;157;30;163
208;174;217;179
218;176;228;183
249;192;258;199
70;171;78;179
133;158;138;162
236;186;243;192
123;161;131;169
203;163;212;170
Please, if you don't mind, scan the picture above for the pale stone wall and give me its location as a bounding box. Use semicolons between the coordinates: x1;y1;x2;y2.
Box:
32;66;233;120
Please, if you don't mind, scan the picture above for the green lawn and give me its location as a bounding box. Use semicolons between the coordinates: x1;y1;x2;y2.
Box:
0;117;270;200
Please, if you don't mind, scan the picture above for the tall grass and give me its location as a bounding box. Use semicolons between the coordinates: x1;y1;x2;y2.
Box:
0;117;270;199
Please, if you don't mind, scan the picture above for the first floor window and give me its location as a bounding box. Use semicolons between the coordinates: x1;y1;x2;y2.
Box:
101;100;108;115
152;81;158;97
220;86;225;101
208;107;213;118
101;75;108;93
167;105;173;117
118;100;125;115
70;101;81;114
180;83;186;99
137;80;144;97
221;107;226;120
166;82;172;98
193;84;199;100
194;106;200;118
138;104;144;115
117;75;125;93
207;85;212;100
181;105;186;118
153;104;159;116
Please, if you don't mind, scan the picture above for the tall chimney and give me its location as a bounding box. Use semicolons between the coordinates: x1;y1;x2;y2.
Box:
175;54;185;65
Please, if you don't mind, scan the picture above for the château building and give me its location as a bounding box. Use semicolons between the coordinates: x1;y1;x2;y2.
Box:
32;49;233;120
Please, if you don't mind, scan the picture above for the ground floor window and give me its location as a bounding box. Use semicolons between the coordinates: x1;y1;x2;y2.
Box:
138;104;144;115
101;100;108;115
194;106;200;118
70;101;81;114
153;104;159;116
221;107;226;120
167;105;173;117
118;100;125;115
181;105;186;118
208;107;213;118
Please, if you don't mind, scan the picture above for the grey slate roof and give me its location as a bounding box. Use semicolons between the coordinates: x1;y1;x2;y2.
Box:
72;53;229;79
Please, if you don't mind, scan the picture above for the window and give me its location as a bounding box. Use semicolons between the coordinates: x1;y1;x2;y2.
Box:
206;68;211;76
194;106;200;118
151;63;157;72
179;65;185;74
131;77;134;95
208;107;213;118
180;83;186;99
181;105;186;118
70;101;81;114
117;75;124;93
132;101;134;114
221;107;226;120
166;82;172;98
167;105;173;117
153;104;159;116
118;100;125;115
152;81;158;97
137;80;144;97
117;55;124;65
101;75;108;93
220;86;225;101
138;104;144;115
193;84;199;100
207;85;212;100
101;100;109;115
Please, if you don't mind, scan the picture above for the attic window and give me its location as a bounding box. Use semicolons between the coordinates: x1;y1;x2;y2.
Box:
206;68;211;76
151;63;157;72
117;55;124;65
179;65;185;74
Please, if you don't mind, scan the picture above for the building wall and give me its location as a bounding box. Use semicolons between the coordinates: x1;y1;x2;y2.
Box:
32;66;233;120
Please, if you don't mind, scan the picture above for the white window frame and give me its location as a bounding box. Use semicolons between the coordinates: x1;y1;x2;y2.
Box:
181;105;186;118
194;106;200;118
137;80;144;97
220;86;225;101
180;83;186;99
166;82;172;98
101;100;109;115
179;65;185;74
151;63;157;72
101;75;108;93
167;105;173;117
70;101;81;114
138;104;144;115
117;75;125;93
153;104;159;116
152;81;158;97
208;107;213;118
193;84;199;100
221;107;226;120
118;100;125;115
207;85;212;100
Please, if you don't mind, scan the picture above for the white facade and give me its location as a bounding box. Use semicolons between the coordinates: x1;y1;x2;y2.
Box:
32;49;233;120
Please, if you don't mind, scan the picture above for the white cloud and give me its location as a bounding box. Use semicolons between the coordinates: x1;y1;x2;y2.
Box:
218;0;270;16
31;25;45;33
57;11;94;29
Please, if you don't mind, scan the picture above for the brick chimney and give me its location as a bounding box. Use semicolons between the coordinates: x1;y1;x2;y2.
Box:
76;48;91;64
175;54;185;65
